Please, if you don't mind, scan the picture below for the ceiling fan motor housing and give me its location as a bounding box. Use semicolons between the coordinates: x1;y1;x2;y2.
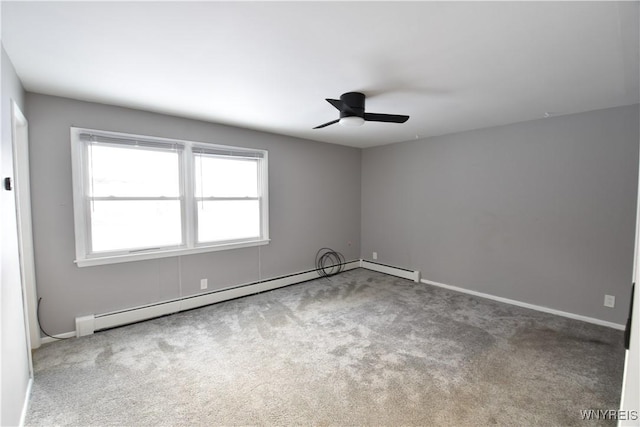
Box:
340;92;365;118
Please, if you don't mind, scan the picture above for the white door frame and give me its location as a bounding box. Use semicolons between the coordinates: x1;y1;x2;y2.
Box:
619;144;640;425
11;100;40;351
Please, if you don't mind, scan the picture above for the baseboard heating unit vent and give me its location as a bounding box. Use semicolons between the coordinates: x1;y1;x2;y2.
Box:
360;260;420;282
73;260;361;338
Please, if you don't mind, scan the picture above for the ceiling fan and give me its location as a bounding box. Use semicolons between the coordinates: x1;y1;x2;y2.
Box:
313;92;410;129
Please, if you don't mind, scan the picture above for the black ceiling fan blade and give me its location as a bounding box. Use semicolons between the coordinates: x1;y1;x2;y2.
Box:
326;99;343;111
327;98;359;115
313;119;340;129
364;113;409;123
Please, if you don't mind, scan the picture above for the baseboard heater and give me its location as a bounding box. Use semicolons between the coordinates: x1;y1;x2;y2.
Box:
75;260;361;337
360;260;420;282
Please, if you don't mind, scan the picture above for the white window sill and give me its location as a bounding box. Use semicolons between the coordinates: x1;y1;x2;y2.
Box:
75;239;270;267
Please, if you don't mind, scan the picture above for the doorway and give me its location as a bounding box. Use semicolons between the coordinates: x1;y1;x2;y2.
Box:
11;100;39;351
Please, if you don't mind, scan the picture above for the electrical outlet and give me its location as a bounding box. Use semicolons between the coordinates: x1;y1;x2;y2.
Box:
372;252;378;260
604;294;615;308
200;278;208;290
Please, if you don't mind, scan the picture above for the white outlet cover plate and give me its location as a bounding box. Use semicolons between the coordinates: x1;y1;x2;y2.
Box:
604;295;615;308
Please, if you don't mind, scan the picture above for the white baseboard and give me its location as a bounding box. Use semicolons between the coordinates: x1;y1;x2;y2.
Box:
361;260;420;282
19;377;33;426
40;331;77;344
59;261;361;338
47;263;622;339
421;278;626;330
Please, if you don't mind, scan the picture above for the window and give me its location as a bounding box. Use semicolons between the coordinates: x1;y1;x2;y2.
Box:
70;128;268;267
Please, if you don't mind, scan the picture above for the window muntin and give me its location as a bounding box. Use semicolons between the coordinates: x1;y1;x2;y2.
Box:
71;128;269;266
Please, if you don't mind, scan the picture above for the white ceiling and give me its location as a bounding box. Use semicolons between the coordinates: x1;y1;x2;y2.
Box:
2;1;639;148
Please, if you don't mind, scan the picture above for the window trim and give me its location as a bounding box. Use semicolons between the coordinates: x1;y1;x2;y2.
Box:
70;127;269;267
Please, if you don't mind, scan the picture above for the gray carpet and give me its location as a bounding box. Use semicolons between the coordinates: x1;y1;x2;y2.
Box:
26;269;624;426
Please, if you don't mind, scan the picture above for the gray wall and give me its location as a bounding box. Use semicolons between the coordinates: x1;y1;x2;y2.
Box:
26;93;361;335
1;45;30;426
23;93;639;335
362;105;639;325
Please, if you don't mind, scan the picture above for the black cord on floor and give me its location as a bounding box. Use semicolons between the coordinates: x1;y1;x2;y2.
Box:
315;247;345;278
37;297;72;340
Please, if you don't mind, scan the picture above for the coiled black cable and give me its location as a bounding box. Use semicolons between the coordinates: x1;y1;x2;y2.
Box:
37;297;72;340
315;247;345;278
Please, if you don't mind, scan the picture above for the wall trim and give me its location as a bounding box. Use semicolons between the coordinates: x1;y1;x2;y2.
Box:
421;278;626;330
42;264;625;341
40;331;76;345
19;377;33;427
51;261;361;339
360;260;420;282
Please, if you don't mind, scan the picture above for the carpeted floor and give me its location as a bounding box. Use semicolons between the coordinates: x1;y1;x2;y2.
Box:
25;269;624;426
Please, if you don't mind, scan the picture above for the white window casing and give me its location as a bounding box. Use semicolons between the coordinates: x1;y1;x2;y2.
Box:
70;127;269;267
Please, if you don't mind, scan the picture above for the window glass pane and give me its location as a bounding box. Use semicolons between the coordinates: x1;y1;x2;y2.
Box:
194;156;258;197
91;200;182;252
197;200;260;243
90;144;180;197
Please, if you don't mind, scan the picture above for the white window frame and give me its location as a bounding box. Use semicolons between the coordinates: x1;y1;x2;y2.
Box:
70;127;269;267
